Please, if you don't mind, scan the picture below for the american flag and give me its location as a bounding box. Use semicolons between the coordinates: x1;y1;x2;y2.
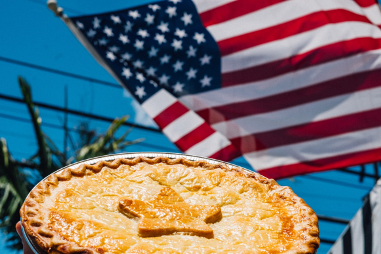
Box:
65;0;381;179
329;179;380;254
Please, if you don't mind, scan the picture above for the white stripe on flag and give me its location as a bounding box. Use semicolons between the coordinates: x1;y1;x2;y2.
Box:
141;89;177;118
185;132;231;156
370;180;381;253
244;126;381;170
221;22;381;73
362;4;381;25
207;0;365;42
163;111;204;142
329;236;344;254
180;49;381;111
350;209;365;254
212;85;381;138
192;0;236;13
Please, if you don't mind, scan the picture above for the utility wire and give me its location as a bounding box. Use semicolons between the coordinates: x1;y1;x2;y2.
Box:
303;175;372;190
0;93;160;132
0;56;121;89
0;112;175;152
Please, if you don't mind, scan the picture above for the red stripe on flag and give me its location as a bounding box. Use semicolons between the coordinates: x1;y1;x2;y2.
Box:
208;143;242;162
231;107;381;153
199;0;285;27
222;37;381;87
259;147;381;179
354;0;379;8
174;122;215;151
218;9;371;56
201;69;381;124
153;101;188;129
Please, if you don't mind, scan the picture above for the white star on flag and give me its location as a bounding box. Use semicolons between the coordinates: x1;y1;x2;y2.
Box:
119;34;129;44
181;13;192;26
148;47;159;57
166;6;177;18
175;28;187;38
133;59;144;69
172;82;184;92
87;29;96;37
111;15;121;24
129;10;141;19
124;21;133;32
135;86;146;99
173;60;184;72
146;66;157;77
121;52;132;60
193;32;205;44
137;29;150;38
134;39;144;50
122;67;132;79
145;13;155;25
157;22;169;33
200;75;212;87
149;4;161;11
159;74;170;85
103;26;114;37
160;55;171;64
169;0;182;4
136;73;146;83
76;21;84;29
108;46;119;52
93;17;101;29
154;34;166;44
186;68;197;79
186;46;197;58
200;54;211;65
106;51;116;61
171;39;183;51
98;38;108;45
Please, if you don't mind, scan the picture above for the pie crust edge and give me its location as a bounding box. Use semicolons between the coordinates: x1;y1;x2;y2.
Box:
20;156;320;254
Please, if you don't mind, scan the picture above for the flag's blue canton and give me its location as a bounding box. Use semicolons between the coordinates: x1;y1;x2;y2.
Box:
71;0;221;103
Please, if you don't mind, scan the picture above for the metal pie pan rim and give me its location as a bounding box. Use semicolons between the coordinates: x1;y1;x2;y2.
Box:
21;152;252;254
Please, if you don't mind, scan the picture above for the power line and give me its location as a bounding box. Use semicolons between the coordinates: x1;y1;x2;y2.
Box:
0;93;160;133
303;175;372;190
0;112;175;152
0;56;121;89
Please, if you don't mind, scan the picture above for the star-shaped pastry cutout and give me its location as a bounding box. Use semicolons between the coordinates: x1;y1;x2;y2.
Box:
118;187;221;238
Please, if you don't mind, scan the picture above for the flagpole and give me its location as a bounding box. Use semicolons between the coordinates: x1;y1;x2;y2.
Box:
47;0;66;20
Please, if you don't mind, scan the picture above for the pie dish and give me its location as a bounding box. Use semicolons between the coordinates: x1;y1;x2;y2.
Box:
20;154;320;254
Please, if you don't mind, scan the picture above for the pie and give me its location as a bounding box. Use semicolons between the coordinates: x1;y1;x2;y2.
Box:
20;156;320;254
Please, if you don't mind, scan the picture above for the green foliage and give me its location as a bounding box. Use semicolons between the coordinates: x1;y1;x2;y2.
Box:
0;77;142;250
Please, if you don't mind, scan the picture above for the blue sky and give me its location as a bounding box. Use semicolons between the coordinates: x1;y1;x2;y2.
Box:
1;1;379;253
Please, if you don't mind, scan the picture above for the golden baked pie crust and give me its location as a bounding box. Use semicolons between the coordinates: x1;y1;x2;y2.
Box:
20;156;320;254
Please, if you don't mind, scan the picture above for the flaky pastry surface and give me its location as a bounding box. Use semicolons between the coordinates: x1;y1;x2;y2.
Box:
20;156;319;254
